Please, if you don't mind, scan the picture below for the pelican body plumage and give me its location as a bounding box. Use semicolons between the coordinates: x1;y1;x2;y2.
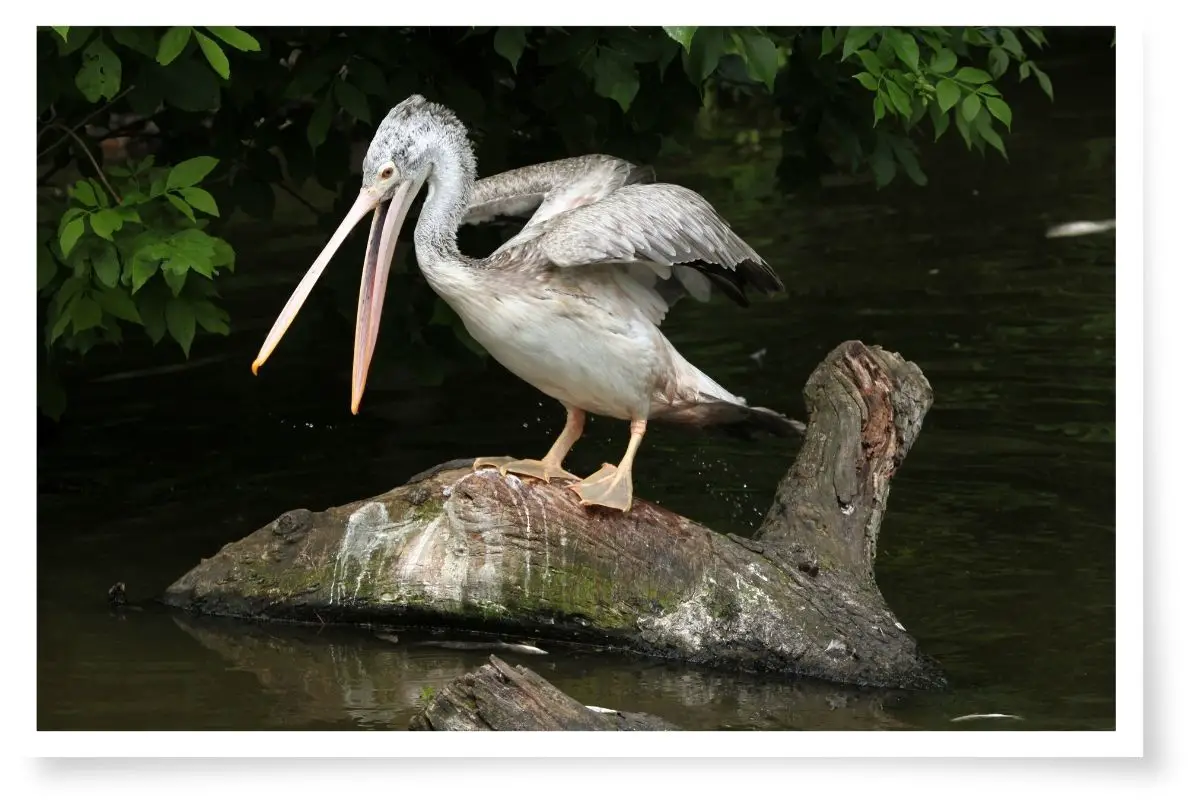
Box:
253;95;802;511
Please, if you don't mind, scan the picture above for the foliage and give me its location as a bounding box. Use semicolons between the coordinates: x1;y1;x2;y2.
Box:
36;25;1055;419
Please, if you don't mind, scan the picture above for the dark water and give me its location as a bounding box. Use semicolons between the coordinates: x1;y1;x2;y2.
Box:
37;45;1115;731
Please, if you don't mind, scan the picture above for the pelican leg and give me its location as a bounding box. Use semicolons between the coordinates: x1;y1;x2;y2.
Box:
569;418;646;512
475;406;585;482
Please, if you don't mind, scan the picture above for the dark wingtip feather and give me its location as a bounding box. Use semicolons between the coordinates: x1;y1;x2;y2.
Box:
654;400;806;439
681;259;785;306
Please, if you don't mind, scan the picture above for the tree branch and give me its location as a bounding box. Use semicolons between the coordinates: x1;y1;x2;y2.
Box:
46;122;122;205
36;85;136;159
276;181;324;217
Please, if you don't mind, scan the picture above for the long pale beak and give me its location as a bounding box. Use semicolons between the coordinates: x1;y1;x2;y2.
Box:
350;179;419;414
250;179;421;415
251;189;380;376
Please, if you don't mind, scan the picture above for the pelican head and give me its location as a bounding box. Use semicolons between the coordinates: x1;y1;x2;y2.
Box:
250;94;460;414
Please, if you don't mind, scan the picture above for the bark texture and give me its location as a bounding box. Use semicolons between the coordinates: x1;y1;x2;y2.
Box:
163;340;943;690
408;655;678;730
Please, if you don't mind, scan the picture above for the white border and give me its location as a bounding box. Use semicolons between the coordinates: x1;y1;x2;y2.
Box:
11;0;1160;786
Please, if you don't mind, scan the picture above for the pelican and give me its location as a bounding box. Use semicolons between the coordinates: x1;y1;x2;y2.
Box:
252;95;802;511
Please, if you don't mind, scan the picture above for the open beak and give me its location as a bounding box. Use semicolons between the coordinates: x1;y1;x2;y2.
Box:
250;179;422;415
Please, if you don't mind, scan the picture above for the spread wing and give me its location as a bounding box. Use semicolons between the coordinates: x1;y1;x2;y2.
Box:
464;155;655;227
494;183;784;314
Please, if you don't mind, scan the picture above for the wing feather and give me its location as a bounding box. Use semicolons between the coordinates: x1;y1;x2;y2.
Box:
508;184;784;312
464;155;655;227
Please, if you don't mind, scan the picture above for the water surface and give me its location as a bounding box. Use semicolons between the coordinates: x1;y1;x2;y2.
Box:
37;46;1115;731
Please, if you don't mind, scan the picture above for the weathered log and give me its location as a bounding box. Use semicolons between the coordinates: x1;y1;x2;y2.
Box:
409;655;678;730
163;340;944;690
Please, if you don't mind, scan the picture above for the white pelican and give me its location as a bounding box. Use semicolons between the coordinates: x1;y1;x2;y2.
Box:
252;95;802;511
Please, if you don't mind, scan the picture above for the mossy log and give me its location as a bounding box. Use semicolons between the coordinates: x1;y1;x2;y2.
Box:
163;340;944;690
409;655;678;731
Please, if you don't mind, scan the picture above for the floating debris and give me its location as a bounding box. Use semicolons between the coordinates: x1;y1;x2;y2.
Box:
414;640;549;655
749;348;767;367
1045;219;1116;238
586;705;619;714
950;713;1025;723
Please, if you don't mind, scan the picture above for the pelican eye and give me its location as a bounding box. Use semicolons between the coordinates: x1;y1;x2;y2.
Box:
379;166;395;180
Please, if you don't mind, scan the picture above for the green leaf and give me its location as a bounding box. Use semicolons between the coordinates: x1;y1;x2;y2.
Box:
136;285;167;343
93;243;121;288
131;255;158;293
88;179;110;208
592;49;640;111
820;27;837;58
841;27;877;61
60;217;86;257
194;30;230;79
57;26;94;56
855;49;883;76
891;31;920;73
1030;62;1054;100
955;67;993;84
211;238;235;269
683;27;726;85
955;105;974;150
109;26;157;57
885;80;912;117
1000;28;1025;57
204;26;260;52
852;72;878;91
988;47;1010;78
50;305;73;346
493;27;527;71
932;106;950;141
1023;27;1048;49
349;58;388;97
974;109;1008;158
89;208;123;240
163;265;188;296
96;287;142;324
178;187;219;216
738;32;779;92
165;298;196;356
51;26;70;42
156;26;192;66
873;93;885;125
977;84;1000;96
664;26;698;51
892;143;928;186
71;296;103;334
75;39;122;102
70;180;98;208
1019;61;1031;81
166;193;196;221
38;245;58;291
116;207;143;225
985;96;1013;129
930;48;957;74
935;79;961;112
166;156;219;189
869;143;897;188
192;301;230;335
961;93;981;123
334;80;372;124
307;92;335;150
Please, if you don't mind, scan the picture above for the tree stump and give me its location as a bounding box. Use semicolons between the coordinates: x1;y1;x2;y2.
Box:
408;655;678;731
163;340;944;690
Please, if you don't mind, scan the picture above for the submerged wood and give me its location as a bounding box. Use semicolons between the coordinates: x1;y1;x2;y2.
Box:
163;340;944;690
409;655;677;731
